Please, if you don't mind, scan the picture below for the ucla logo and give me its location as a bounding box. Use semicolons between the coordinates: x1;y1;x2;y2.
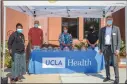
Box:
46;60;63;65
42;57;65;68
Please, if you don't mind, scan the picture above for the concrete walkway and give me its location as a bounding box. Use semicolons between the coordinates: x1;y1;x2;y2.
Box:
4;67;127;83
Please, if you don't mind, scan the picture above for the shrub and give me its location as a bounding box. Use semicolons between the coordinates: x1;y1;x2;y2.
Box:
5;49;12;68
74;40;88;50
1;41;12;68
119;40;126;57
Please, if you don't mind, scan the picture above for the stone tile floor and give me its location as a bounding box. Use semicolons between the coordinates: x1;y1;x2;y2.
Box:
3;67;127;83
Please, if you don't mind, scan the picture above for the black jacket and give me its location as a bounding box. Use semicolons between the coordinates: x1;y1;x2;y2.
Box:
8;31;25;57
87;31;98;44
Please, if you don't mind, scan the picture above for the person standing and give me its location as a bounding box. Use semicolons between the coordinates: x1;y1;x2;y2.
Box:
59;26;72;50
99;16;121;84
27;20;43;74
28;20;43;49
8;23;26;82
87;25;98;49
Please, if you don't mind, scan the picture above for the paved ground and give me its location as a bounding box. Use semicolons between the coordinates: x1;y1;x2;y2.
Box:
3;67;127;83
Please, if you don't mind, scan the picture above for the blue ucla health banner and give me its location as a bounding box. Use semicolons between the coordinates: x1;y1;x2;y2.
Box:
29;49;105;74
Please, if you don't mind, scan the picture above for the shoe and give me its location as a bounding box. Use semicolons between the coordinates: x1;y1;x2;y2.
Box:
26;72;30;75
113;79;119;84
18;79;22;82
103;77;110;82
10;78;14;81
10;78;15;82
14;77;18;82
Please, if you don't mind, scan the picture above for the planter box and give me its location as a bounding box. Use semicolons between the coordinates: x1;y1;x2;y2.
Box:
119;57;127;68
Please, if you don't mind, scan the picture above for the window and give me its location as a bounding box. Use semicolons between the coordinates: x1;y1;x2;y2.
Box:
83;18;100;38
62;18;79;39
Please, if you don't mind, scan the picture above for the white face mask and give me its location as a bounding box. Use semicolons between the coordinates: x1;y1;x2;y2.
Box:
64;30;68;33
107;20;113;25
17;29;23;33
34;24;39;28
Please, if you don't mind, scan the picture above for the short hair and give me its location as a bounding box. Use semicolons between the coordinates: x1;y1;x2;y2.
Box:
16;23;23;28
34;20;39;23
63;26;68;29
106;15;113;19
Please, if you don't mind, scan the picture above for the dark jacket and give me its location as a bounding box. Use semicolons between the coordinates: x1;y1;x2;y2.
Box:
87;31;98;44
8;31;25;58
99;25;121;53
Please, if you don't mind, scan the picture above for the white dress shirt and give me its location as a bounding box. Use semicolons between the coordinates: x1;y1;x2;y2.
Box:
105;27;112;45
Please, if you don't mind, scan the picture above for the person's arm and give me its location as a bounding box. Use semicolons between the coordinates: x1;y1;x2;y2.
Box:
22;34;25;49
8;33;15;54
67;34;73;47
59;34;62;44
93;32;99;46
116;27;121;55
98;29;102;52
87;40;92;46
28;29;32;49
86;33;92;46
40;30;43;47
94;40;99;46
59;34;65;46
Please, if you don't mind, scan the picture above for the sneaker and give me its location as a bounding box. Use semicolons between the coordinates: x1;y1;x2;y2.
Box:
14;77;18;82
18;79;22;82
103;77;110;82
10;78;15;82
113;79;119;84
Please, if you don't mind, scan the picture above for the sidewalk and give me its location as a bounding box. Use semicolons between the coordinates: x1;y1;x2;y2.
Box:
4;67;126;83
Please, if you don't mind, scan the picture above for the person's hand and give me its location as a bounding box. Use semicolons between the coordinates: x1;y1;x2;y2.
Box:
9;49;12;54
9;49;12;56
91;44;95;48
31;49;33;52
99;50;102;55
30;46;34;52
30;45;33;50
115;50;119;56
67;44;71;47
62;43;66;46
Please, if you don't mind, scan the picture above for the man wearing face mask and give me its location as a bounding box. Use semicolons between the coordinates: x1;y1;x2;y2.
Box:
27;20;43;74
59;26;72;50
28;20;43;49
8;23;26;82
99;16;121;84
87;25;98;49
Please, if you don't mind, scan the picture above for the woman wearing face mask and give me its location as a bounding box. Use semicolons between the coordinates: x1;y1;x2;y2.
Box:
8;23;26;82
59;26;72;50
87;25;98;49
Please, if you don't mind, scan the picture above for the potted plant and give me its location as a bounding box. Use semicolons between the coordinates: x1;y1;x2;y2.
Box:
74;39;88;50
119;40;126;58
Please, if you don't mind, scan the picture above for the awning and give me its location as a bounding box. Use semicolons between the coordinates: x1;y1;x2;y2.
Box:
4;1;127;18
